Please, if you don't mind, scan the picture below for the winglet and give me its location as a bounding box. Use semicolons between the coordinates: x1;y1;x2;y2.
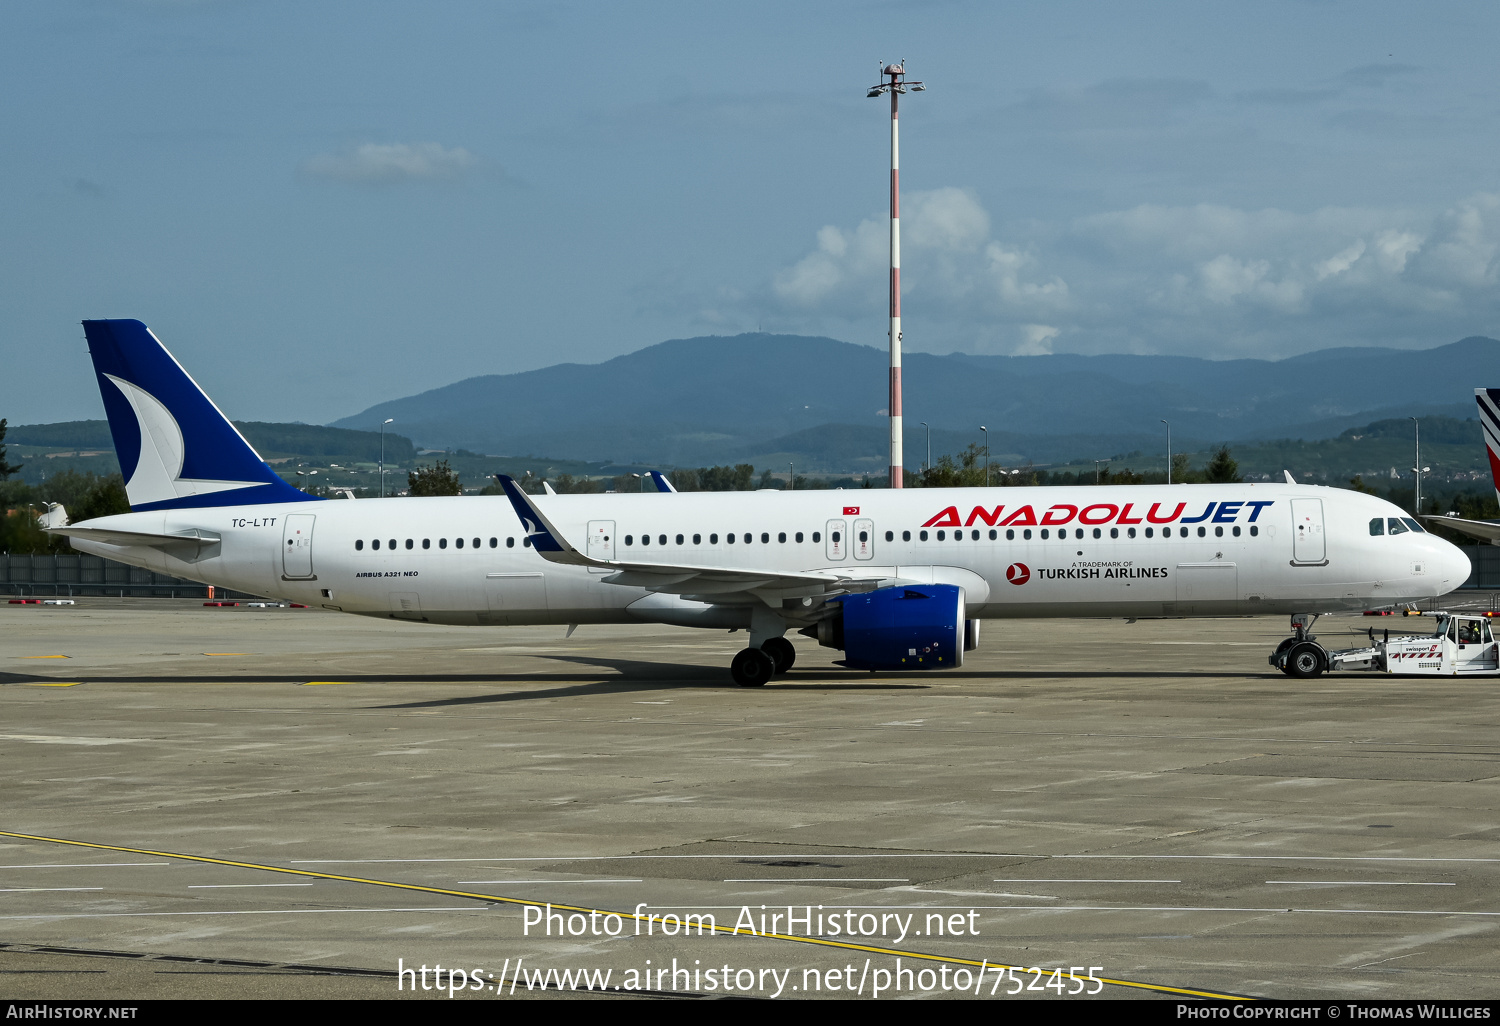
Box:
648;470;677;493
494;475;593;565
1284;470;1296;485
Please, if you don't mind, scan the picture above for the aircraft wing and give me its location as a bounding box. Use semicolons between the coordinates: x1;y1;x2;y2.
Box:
1423;514;1500;544
494;475;883;599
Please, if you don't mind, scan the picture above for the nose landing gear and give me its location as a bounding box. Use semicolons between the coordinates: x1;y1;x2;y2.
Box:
1269;613;1327;677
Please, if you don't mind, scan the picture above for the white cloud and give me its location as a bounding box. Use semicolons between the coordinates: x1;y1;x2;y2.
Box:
303;142;477;184
751;187;1500;358
1013;324;1060;356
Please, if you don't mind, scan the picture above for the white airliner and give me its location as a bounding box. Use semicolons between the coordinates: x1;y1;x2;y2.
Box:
51;319;1472;685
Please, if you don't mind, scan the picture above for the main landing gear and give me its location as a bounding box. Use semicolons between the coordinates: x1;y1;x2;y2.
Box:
1269;613;1326;678
730;637;797;687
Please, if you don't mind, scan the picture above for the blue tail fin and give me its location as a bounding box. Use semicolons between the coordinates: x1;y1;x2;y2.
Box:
82;319;320;512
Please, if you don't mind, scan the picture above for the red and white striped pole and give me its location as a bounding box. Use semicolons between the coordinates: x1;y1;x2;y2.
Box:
869;62;923;488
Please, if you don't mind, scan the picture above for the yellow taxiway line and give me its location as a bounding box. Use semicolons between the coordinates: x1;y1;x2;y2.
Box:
0;828;1249;1001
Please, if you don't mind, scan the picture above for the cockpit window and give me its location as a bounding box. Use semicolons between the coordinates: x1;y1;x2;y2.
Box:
1369;518;1385;536
1388;518;1409;535
1402;517;1425;533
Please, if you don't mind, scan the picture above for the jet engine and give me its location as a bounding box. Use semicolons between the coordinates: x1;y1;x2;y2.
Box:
802;584;967;671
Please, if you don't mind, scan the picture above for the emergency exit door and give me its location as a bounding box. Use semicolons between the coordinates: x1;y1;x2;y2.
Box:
586;521;615;561
825;519;846;561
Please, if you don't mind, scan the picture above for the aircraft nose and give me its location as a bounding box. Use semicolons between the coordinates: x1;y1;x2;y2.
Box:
1435;537;1473;589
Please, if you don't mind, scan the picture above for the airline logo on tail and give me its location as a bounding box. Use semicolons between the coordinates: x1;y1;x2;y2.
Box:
1476;388;1500;506
83;319;319;513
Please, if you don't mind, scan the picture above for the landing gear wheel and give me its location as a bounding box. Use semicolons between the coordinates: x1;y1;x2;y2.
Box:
730;647;774;687
1273;637;1297;675
760;637;795;674
1286;642;1326;679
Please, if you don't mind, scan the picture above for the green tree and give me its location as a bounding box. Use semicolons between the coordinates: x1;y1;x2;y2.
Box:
1204;445;1242;483
1171;452;1191;483
698;464;756;491
70;475;130;521
914;443;988;488
407;459;462;496
0;419;21;480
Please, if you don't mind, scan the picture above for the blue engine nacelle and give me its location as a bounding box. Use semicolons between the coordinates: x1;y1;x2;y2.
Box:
811;584;966;671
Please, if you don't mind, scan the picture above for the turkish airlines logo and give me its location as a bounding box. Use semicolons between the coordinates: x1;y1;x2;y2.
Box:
1006;562;1030;586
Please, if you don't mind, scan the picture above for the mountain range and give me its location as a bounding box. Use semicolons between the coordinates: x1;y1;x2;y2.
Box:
329;333;1491;473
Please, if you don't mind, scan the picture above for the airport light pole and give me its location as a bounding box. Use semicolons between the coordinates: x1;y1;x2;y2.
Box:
980;425;988;486
920;421;930;472
869;61;924;489
1411;417;1430;515
1094;459;1108;485
1162;420;1171;484
788;462;794;491
380;418;393;497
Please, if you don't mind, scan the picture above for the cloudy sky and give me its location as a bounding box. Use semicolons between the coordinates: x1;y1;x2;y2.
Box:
5;1;1500;426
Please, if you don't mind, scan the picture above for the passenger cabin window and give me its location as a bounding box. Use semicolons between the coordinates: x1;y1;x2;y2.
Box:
473;538;481;549
507;537;515;548
813;532;821;543
903;530;912;541
440;538;449;549
388;539;396;549
885;531;894;542
455;538;464;549
795;532;804;543
406;539;413;550
371;539;380;550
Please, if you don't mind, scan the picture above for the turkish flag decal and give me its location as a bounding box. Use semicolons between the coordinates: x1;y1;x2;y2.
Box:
843;506;860;516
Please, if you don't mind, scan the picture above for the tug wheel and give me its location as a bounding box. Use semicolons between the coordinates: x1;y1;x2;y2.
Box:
1286;642;1326;679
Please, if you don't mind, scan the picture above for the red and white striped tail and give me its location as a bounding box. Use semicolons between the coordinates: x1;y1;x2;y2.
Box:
1476;388;1500;506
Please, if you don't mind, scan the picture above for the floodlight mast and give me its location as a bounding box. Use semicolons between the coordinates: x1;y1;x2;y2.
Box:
869;61;923;488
